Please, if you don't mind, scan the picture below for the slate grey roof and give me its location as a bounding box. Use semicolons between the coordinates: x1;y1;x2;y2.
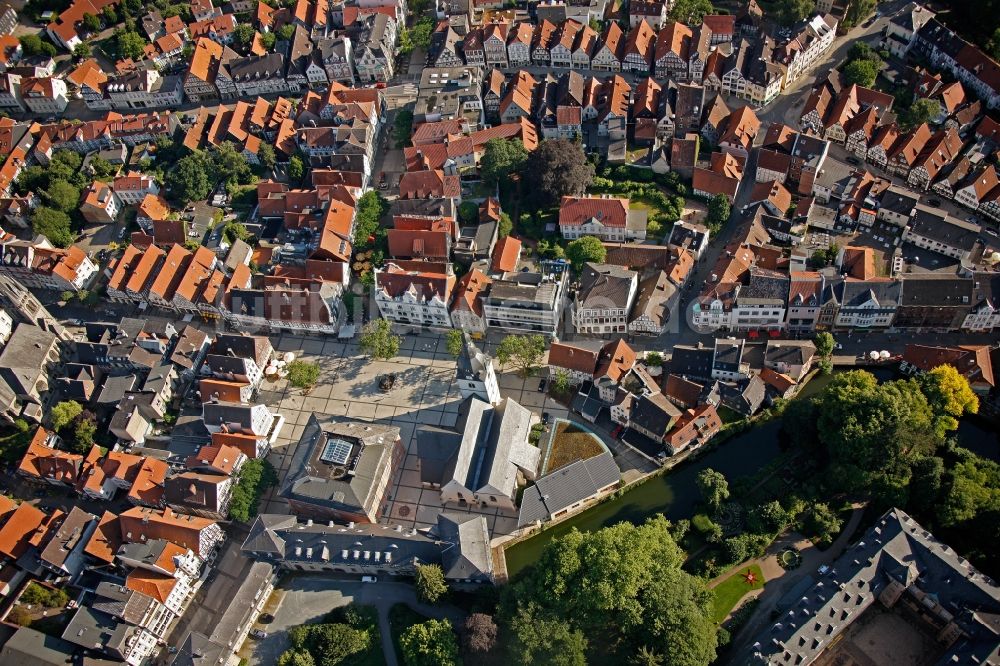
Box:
764;340;816;367
899;275;974;307
281;415;400;516
241;514;472;576
0;323;57;395
414;424;462;485
713;338;745;373
91;580;159;626
668;344;714;381
721;375;766;415
209;333;271;369
95;374;138;405
169;632;229;666
739;268;789;305
630;392;681;437
40;505;96;570
838;280;902;309
61;605;138;656
202;401;258;430
435;513;493;582
629;270;675;329
518;451;620;527
0;627;76;666
576;263;637;310
907;206;980;251
743;508;1000;665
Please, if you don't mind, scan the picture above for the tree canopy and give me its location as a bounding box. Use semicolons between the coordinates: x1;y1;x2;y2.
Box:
524;140;594;208
51;400;83;432
228;459;278;522
399;619;461;666
696;468;730;512
414;564;448;604
445;330;464;358
920;364;979;434
668;0;714;23
32;207;74;248
287;359;321;389
44;179;81;213
705;194;730;233
358;319;400;361
842;59;879;88
480;138;528;189
496;334;546;378
167;153;212;205
776;0;813;26
503;516;717;666
566;236;607;272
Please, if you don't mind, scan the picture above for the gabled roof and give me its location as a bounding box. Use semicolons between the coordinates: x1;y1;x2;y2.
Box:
559;195;629;228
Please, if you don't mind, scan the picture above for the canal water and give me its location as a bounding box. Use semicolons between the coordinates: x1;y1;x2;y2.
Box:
503;366;998;578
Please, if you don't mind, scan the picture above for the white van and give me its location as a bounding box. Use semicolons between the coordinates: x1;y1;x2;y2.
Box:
361;575;378;583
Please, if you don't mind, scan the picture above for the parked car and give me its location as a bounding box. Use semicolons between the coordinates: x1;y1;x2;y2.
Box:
537;378;547;392
541;412;550;425
361;575;378;583
249;629;267;639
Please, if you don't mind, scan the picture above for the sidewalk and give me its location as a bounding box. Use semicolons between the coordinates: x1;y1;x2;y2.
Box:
727;504;867;654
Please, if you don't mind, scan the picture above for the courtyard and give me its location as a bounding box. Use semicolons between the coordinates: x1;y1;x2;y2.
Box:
814;606;943;666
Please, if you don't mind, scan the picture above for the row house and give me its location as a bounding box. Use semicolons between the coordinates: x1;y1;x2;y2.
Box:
225;53;294;99
693;151;744;203
622;20;657;74
800;81;894;145
572;263;639;335
964;274;1000;331
906;127;963;190
374;261;455;329
105;67;184;111
915;18;1000;108
354;13;397;82
902;205;981;262
550;20;582;69
531;19;559;66
431;26;464;68
592;22;625;72
482;270;568;337
954;164;1000;220
0;236;97;292
21;76;69;115
66;58;112;111
317;36;355;84
450;268;491;336
112;171;159;205
507;22;533;67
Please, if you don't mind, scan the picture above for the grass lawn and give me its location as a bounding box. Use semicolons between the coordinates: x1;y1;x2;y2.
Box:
710;564;766;624
716;406;744;425
388;603;432;664
547;421;605;472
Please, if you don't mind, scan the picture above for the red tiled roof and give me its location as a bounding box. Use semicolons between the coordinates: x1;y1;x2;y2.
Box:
548;342;599;374
491;236;521;273
559;195;629;228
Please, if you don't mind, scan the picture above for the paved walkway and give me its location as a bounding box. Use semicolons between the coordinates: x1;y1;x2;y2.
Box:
727;504;867;655
246;577;464;666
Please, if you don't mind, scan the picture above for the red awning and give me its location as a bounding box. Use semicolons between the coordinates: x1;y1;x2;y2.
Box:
747;331;759;339
768;330;781;338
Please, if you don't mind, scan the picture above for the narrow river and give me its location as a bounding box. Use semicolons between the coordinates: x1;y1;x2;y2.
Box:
503;366;997;578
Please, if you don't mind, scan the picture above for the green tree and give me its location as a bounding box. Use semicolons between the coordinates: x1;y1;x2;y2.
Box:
920;365;979;434
566;235;607;272
706;194;730;232
89;157;118;180
498;212;513;238
394;109;414;147
908;99;941;129
353;191;387;248
276;24;296;41
842;59;879;88
445;330;464;358
15;165;48;195
358;319;401;361
991;27;1000;61
277;650;316;666
73;42;92;59
668;0;714;23
480;138;528;189
909;456;944;515
102;5;119;24
414;564;448;604
167;153;212;204
632;645;664;666
776;0;813;25
843;0;876;28
509;605;587;666
257;143;277;170
814;332;835;358
260;32;277;51
495;334;546;378
645;352;663;367
19;34;56;57
71;413;97;453
458;201;479;223
116;30;146;60
228;459;278;522
286;359;321;389
551;369;571;395
44;179;81;213
288;154;306;184
937;459;999;527
804;503;843;545
32;207;74;248
82;12;101;31
291;623;370;666
400;619;460;666
524;139;594;208
212;141;254;187
758;500;789;532
696;468;730;512
505;517;717;666
233;23;255;49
